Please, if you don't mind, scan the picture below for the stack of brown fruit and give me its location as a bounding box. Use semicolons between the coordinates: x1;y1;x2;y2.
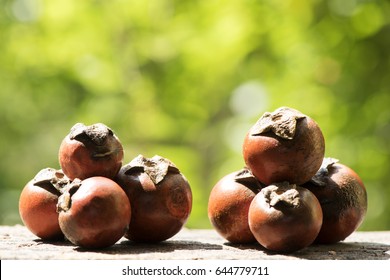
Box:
208;107;367;253
19;123;192;249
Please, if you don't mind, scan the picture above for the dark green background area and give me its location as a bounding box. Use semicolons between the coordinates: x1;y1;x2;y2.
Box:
1;0;389;230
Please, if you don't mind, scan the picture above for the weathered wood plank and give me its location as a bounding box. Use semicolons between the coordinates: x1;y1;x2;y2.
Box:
1;225;389;260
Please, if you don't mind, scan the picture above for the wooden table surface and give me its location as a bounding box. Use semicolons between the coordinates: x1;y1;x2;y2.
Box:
1;225;389;260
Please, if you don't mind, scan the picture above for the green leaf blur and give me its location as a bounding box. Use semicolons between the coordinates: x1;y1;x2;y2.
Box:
1;0;389;230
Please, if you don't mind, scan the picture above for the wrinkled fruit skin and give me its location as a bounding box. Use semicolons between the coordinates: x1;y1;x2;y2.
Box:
58;123;124;180
19;179;63;240
57;177;131;249
116;167;192;243
243;107;325;185
304;161;367;244
208;170;262;243
248;183;323;253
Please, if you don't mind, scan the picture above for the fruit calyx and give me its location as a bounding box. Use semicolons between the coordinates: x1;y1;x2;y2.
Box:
56;179;82;213
33;168;70;193
234;168;263;192
263;182;300;208
69;123;114;146
68;123;121;158
123;155;180;184
250;107;306;140
310;157;339;187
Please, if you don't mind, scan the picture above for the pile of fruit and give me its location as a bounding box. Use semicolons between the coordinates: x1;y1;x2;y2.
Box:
19;123;192;249
18;106;368;254
208;107;367;253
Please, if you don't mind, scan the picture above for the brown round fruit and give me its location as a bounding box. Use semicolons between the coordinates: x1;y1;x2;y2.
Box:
208;168;263;243
243;107;325;185
115;155;192;243
19;168;70;240
58;123;124;180
57;176;131;249
248;182;323;253
303;158;367;244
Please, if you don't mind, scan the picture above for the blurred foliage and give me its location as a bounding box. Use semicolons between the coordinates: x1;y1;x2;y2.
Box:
1;0;390;230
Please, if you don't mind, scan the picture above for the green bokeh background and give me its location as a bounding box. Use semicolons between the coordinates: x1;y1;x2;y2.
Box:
1;0;389;230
